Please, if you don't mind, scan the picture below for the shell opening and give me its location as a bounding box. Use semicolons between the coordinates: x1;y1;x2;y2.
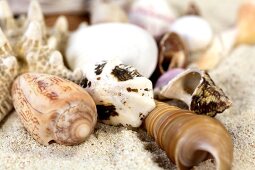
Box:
182;72;201;95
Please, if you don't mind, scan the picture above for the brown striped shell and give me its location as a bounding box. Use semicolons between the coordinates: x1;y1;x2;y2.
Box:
144;101;233;170
11;73;97;146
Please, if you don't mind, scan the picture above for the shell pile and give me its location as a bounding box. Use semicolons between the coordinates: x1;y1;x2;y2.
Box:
0;0;235;169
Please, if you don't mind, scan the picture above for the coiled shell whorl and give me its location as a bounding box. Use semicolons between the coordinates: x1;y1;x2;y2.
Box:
12;73;97;145
144;101;233;170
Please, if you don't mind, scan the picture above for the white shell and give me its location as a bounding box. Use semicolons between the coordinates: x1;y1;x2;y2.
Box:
129;0;176;38
170;16;213;52
79;59;156;127
66;23;158;78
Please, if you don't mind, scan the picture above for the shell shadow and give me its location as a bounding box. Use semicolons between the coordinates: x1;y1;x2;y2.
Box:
135;128;176;170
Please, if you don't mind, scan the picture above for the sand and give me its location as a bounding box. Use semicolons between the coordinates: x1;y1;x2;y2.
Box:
1;0;255;169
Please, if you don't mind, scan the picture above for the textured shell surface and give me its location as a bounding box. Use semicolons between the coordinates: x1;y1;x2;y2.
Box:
159;68;231;116
11;73;97;146
66;23;158;78
78;59;155;127
170;16;213;52
145;101;233;170
129;0;176;38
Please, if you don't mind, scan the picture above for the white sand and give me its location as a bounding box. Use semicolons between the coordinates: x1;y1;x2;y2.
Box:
1;0;254;169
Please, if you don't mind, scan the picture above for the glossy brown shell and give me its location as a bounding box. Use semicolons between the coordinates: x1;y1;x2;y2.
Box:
144;101;233;170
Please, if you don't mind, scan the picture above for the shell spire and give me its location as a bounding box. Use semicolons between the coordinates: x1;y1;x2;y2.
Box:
16;21;43;59
0;28;13;57
144;101;233;170
26;0;46;36
0;0;17;32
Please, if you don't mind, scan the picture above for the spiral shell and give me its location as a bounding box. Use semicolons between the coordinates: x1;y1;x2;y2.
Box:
12;73;97;146
145;101;233;170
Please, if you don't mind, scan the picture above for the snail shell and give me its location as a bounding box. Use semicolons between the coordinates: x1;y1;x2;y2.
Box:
11;73;97;146
144;101;233;170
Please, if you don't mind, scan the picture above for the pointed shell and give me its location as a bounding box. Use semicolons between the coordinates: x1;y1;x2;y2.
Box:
159;68;231;116
12;73;97;145
79;59;156;127
145;101;233;170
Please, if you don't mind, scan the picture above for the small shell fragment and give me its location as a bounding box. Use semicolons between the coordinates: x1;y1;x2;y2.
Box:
12;73;97;146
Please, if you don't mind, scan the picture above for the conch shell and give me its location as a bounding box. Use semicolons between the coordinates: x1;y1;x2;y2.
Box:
79;59;156;127
0;28;19;122
158;32;188;75
12;73;97;146
158;68;231;116
144;101;233;170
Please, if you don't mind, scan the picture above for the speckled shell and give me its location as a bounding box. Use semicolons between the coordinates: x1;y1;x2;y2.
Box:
12;73;97;146
78;59;156;127
66;23;158;78
0;28;19;122
170;16;213;52
145;101;233;170
159;68;231;116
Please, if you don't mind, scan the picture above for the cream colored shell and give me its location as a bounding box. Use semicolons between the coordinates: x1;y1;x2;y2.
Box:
12;73;97;146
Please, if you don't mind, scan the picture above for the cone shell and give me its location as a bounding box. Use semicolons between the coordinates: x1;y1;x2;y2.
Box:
11;73;97;145
145;101;233;170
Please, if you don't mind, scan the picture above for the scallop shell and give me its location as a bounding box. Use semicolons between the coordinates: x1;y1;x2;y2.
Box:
170;16;213;52
159;68;231;116
129;0;176;38
158;32;188;74
66;23;158;78
144;101;233;170
78;59;156;127
11;73;97;145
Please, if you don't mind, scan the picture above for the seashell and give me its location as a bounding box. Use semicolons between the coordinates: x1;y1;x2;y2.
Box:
47;15;69;53
0;0;17;33
128;0;176;38
155;68;184;89
144;101;233;170
66;23;158;78
158;32;189;75
235;1;255;45
11;73;97;146
25;0;46;36
90;0;128;24
184;2;200;16
0;28;18;121
195;29;237;70
159;68;231;117
78;59;156;127
170;16;213;52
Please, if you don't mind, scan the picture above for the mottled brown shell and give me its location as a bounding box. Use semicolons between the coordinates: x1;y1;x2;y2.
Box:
12;73;97;145
158;32;188;75
145;101;233;170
